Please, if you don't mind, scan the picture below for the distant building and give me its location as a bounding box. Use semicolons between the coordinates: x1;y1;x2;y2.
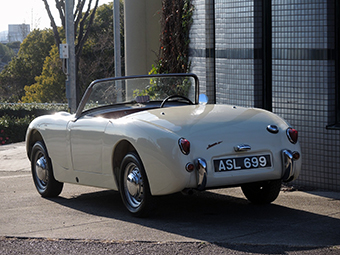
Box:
8;24;30;42
0;31;7;43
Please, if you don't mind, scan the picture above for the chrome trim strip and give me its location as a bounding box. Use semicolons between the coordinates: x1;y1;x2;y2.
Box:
234;144;251;152
195;158;207;191
267;125;279;134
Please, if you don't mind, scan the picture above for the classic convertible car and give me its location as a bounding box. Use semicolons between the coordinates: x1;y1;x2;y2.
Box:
26;73;301;217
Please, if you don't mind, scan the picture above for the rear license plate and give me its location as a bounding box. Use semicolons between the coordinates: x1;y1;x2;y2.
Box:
214;154;271;172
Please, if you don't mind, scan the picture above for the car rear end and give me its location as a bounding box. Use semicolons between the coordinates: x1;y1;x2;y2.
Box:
170;105;301;191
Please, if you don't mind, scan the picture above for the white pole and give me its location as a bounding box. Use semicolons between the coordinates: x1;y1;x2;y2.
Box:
114;0;121;77
113;0;123;101
65;0;77;113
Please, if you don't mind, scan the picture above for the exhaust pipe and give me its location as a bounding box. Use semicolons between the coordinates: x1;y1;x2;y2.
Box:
181;188;194;195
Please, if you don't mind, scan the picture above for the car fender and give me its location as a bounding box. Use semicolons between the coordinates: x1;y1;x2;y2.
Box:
26;112;73;174
103;117;195;196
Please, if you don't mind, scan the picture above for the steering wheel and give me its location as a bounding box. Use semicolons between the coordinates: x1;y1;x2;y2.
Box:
160;95;194;108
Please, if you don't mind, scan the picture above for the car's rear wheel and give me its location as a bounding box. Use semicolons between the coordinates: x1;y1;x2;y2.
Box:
120;153;153;217
241;180;282;204
31;141;63;197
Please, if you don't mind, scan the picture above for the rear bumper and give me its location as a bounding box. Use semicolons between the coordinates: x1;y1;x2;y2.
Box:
191;149;301;191
281;149;300;182
195;158;207;190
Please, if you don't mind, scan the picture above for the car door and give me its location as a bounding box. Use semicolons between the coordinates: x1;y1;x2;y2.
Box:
68;115;109;173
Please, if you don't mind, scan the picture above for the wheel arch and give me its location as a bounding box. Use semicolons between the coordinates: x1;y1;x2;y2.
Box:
112;139;138;190
26;129;44;160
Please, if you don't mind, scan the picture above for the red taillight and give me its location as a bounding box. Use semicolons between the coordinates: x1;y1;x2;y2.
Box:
179;138;190;155
293;151;300;160
185;162;195;172
287;128;298;144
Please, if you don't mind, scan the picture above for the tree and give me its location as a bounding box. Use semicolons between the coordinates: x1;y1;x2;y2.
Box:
22;45;66;103
20;2;124;103
21;2;125;103
0;56;27;101
42;0;100;105
0;43;15;63
0;29;55;102
16;29;56;85
1;2;123;103
6;42;21;51
78;2;124;93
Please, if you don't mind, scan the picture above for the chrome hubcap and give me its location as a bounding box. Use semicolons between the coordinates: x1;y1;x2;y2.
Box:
127;170;142;197
125;163;144;208
36;156;48;182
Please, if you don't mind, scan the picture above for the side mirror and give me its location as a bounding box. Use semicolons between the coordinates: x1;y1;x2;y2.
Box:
199;94;208;105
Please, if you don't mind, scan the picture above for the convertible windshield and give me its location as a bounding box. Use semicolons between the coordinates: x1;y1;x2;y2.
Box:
81;74;197;113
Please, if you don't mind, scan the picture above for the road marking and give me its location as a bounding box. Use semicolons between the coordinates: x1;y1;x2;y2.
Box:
0;174;31;179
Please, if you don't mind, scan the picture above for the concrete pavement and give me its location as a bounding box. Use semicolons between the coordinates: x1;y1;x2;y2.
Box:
0;142;30;172
0;142;339;249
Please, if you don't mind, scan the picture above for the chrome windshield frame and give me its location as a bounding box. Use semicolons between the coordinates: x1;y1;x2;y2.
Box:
75;73;199;119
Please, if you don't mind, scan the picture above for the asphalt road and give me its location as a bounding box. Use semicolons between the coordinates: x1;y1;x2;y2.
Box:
1;142;340;254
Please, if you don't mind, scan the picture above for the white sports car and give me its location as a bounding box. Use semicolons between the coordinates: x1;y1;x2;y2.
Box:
26;73;301;217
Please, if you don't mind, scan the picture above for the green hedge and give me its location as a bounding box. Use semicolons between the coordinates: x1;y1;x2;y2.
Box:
0;103;68;145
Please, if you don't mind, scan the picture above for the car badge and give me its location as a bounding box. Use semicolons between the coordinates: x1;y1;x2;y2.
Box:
206;141;223;150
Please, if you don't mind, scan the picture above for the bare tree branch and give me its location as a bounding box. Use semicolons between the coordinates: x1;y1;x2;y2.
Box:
42;0;61;47
74;0;85;31
76;0;99;57
76;0;92;47
74;0;81;18
55;0;65;28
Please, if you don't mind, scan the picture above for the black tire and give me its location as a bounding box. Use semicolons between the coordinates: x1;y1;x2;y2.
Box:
31;141;63;197
120;153;153;217
241;180;282;204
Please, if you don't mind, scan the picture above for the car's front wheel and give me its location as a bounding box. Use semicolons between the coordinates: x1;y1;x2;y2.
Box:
120;153;154;217
31;141;63;197
241;180;282;204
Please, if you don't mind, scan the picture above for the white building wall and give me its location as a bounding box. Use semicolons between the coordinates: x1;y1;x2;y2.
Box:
124;0;162;76
189;0;340;191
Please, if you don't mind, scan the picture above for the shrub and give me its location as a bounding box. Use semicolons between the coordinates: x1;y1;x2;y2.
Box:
0;114;32;144
151;0;194;75
0;103;68;145
0;128;10;145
